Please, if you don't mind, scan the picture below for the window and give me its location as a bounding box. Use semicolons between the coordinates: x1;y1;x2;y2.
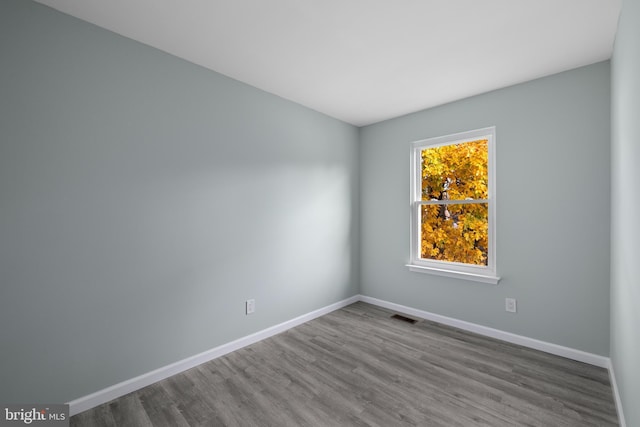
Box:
408;127;499;284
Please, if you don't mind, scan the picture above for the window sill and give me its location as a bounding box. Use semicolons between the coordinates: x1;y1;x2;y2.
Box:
406;264;501;284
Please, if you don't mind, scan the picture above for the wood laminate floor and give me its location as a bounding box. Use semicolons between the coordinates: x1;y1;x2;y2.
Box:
71;302;619;426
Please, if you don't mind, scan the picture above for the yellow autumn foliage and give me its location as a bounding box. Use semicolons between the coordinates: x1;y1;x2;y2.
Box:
420;139;488;265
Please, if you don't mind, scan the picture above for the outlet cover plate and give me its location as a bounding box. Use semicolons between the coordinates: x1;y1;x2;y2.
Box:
246;299;255;315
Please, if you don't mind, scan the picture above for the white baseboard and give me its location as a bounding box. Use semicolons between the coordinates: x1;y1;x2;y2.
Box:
67;295;359;416
69;293;617;419
359;295;610;368
608;360;627;427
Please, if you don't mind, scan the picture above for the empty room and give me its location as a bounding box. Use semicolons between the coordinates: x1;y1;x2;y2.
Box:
1;0;638;426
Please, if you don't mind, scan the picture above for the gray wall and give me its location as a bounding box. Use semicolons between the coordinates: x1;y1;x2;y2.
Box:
0;0;359;403
611;0;640;424
360;62;611;356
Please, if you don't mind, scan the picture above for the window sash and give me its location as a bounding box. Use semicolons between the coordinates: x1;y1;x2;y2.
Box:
414;199;489;205
410;215;495;274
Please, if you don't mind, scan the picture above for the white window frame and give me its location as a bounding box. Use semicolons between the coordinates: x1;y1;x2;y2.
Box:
407;127;499;284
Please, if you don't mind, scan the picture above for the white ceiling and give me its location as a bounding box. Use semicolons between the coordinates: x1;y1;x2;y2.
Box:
35;0;621;126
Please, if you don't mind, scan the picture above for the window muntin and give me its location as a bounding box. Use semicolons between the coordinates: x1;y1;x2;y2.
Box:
409;127;497;282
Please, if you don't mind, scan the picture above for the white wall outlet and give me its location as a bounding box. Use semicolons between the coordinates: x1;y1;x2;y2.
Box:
505;298;517;313
246;299;255;315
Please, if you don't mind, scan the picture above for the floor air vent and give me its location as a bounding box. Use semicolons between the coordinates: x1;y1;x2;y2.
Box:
391;314;418;324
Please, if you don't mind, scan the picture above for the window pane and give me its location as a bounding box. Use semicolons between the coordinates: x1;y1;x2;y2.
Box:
420;203;488;265
421;139;488;201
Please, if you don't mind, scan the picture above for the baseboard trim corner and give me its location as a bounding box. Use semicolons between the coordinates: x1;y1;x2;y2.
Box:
67;294;359;416
608;360;627;427
358;295;610;368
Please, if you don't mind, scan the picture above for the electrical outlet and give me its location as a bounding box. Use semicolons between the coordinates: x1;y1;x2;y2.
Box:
505;298;517;313
246;299;255;315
